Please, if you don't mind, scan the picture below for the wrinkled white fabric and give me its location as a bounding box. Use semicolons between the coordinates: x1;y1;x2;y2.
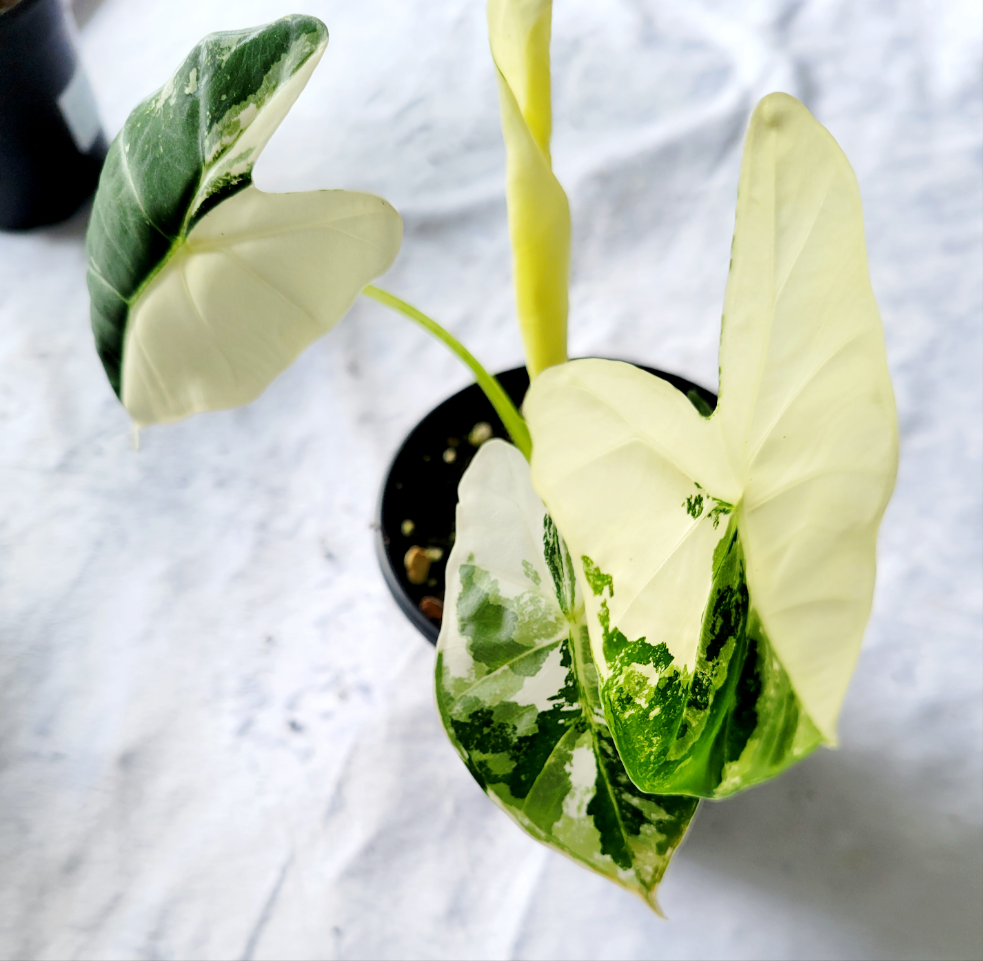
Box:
0;1;980;958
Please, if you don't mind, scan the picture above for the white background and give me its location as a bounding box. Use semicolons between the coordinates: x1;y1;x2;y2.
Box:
0;0;980;958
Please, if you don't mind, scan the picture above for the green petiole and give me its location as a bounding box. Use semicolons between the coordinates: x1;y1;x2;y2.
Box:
362;284;532;460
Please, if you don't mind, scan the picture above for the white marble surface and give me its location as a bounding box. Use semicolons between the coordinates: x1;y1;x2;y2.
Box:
1;1;981;958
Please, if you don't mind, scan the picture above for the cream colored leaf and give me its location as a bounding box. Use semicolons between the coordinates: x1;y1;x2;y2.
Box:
524;94;897;796
527;360;739;676
720;93;898;742
121;187;402;425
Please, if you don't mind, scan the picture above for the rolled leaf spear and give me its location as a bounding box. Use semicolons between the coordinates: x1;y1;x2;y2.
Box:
487;0;571;378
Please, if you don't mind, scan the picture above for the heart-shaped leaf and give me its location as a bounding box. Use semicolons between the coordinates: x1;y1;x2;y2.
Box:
86;15;402;424
524;94;898;798
437;440;698;910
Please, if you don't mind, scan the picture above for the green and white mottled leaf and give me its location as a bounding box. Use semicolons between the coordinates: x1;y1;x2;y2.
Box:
524;94;898;798
436;440;698;910
86;15;402;424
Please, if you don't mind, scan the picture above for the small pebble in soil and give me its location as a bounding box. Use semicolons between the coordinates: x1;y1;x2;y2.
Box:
419;596;444;622
424;546;443;561
469;421;493;446
401;519;415;536
403;545;431;585
442;448;457;463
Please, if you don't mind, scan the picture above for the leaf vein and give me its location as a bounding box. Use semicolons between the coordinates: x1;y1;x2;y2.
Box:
221;248;321;332
746;331;866;467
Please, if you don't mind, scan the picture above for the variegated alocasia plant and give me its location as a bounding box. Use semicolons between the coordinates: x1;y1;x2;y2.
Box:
82;3;899;915
436;0;897;910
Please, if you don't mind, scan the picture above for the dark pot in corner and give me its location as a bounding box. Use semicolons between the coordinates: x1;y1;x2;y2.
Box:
376;363;718;644
0;0;108;230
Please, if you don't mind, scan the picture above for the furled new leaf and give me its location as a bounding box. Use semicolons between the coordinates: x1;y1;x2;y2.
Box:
488;0;570;378
524;94;898;798
436;440;698;910
86;15;402;425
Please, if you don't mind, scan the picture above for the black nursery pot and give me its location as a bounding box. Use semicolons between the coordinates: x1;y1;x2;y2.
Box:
0;0;108;230
376;363;718;644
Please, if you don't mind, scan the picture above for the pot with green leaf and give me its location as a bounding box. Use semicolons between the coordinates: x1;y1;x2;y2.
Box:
85;3;898;917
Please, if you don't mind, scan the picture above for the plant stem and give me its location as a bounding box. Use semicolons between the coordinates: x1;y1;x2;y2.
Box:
361;285;532;460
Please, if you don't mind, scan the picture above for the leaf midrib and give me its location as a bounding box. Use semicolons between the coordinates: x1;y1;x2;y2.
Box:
528;606;651;892
451;634;567;702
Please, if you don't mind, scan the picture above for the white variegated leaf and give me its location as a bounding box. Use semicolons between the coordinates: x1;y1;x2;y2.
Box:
437;440;698;910
86;16;402;425
118;187;400;424
524;94;898;798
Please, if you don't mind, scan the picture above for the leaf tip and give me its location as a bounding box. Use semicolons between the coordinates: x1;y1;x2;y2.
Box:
755;91;806;130
645;887;667;919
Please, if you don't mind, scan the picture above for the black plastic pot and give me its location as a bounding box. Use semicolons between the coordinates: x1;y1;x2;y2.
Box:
0;0;107;230
376;363;718;644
